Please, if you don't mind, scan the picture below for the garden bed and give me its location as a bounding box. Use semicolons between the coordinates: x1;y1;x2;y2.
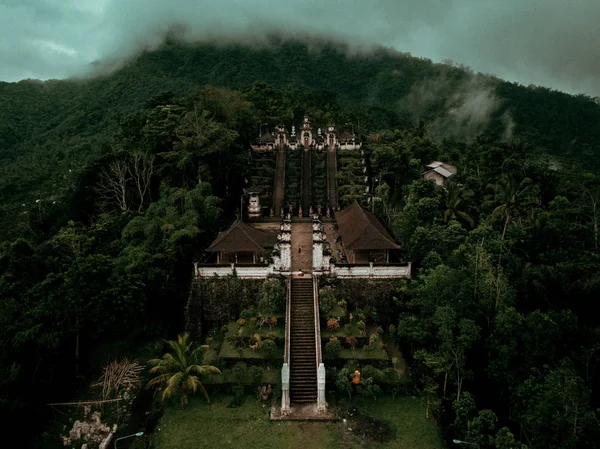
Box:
337;149;368;208
218;344;283;361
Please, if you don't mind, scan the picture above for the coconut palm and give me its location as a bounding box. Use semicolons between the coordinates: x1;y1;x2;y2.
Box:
485;174;536;240
443;181;475;227
146;332;220;406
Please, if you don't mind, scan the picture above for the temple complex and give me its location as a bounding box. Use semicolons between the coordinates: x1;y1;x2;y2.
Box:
195;114;410;419
250;116;361;152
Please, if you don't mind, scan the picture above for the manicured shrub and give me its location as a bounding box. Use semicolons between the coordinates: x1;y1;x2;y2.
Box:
325;337;342;357
327;318;340;331
257;278;285;315
232;362;248;384
265;332;277;340
261;339;277;360
345;336;358;350
248;366;264;383
319;286;337;317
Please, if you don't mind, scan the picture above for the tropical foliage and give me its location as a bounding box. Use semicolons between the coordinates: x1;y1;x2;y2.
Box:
147;333;220;405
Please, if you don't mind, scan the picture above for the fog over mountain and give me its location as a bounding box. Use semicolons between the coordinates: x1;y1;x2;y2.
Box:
1;0;599;96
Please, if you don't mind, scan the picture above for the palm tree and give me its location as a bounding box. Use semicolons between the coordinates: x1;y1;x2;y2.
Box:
146;332;221;406
443;181;475;227
412;120;429;139
485;175;535;240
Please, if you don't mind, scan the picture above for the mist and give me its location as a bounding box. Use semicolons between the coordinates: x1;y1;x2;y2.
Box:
2;0;600;97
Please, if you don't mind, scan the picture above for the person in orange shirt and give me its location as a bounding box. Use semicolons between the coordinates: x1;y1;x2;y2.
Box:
352;369;361;394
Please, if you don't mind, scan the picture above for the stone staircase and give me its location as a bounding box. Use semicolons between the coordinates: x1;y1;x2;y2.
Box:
301;148;312;217
289;277;317;403
273;148;286;217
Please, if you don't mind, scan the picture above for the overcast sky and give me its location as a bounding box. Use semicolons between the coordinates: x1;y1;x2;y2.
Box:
1;0;599;96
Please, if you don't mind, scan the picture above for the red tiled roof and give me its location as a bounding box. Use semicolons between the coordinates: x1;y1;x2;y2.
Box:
335;201;400;250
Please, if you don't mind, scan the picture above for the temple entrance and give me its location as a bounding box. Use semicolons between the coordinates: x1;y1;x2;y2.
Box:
291;222;312;273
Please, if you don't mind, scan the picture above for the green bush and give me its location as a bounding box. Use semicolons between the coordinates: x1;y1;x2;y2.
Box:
336;367;354;399
319;286;337;317
261;339;278;360
248;365;264;383
232;362;248;384
325;338;342;357
257;278;285;315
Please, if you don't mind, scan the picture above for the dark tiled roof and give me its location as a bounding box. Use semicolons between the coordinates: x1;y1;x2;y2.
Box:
207;220;275;252
338;130;354;141
335;201;400;250
260;133;275;142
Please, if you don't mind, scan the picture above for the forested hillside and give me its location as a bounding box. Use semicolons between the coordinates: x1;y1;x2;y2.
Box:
1;37;600;448
2;38;600;241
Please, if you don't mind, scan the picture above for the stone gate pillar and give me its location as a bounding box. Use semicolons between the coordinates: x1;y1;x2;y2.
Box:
317;363;327;413
281;363;291;415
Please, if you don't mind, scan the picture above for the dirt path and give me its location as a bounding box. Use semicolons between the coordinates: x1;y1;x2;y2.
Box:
291;222;313;272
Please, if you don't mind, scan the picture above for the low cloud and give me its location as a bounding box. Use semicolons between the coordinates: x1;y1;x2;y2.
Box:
1;1;600;97
398;69;512;142
432;78;503;141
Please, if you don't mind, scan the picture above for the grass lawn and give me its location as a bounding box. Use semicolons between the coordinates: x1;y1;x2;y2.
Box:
152;394;442;449
333;395;444;449
152;394;338;449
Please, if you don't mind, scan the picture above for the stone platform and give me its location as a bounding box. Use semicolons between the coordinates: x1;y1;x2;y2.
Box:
270;404;337;421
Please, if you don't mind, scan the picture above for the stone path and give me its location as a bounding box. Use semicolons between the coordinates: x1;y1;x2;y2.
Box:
291;222;313;272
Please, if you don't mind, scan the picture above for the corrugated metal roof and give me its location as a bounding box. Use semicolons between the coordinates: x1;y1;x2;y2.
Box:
426;161;444;168
433;167;453;178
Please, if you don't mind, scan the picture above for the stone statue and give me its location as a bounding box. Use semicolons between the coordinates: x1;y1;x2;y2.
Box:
270;207;274;217
326;207;330;218
309;205;314;215
281;206;284;217
317;204;322;216
298;206;303;218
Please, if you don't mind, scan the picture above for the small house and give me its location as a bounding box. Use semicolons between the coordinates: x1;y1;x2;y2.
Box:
423;161;457;187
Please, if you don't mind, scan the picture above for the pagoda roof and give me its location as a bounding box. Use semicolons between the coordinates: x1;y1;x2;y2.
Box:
259;133;275;143
206;220;276;253
335;201;400;250
338;130;354;141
